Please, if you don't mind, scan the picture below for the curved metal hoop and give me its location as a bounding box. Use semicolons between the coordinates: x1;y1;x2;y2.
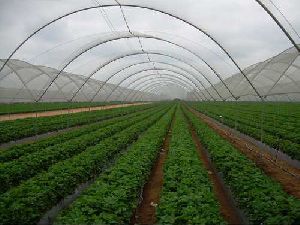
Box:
132;79;197;102
48;34;230;102
138;83;189;101
0;4;264;100
115;72;204;101
87;51;219;101
103;63;210;101
105;67;205;101
130;78;195;101
139;83;195;101
254;0;300;52
129;78;196;101
138;83;186;101
82;35;230;101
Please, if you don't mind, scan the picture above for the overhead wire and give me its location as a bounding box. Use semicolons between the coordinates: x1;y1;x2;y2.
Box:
92;0;135;51
114;0;166;100
267;0;300;40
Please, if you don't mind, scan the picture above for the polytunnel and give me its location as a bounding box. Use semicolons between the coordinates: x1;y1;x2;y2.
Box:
0;0;299;102
1;1;300;225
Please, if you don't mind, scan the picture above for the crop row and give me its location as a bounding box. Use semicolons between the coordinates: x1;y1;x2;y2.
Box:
191;102;299;130
0;105;171;225
184;106;300;224
0;101;125;115
190;103;300;160
157;107;226;225
0;105;166;193
194;102;300;120
0;105;162;163
190;103;300;140
54;105;176;225
0;103;154;143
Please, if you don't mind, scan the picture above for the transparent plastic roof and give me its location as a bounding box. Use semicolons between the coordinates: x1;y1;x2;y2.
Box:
0;0;299;102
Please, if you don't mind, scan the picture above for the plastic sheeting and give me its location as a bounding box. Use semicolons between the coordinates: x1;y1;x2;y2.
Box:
0;59;169;102
0;0;299;102
187;46;300;101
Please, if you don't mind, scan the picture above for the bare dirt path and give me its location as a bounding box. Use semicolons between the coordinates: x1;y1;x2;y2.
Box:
0;126;78;150
188;106;300;199
187;119;246;225
0;103;147;121
131;118;174;225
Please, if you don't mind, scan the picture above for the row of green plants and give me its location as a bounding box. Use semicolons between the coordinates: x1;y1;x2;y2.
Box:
190;102;300;160
193;102;300;120
0;106;166;194
184;106;300;225
0;103;153;143
157;108;226;225
190;102;299;130
0;101;126;115
190;102;299;141
54;105;176;225
0;105;171;225
211;108;300;142
0;105;161;163
200;109;300;159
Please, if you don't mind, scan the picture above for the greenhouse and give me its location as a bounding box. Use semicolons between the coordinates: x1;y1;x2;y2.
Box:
0;0;299;225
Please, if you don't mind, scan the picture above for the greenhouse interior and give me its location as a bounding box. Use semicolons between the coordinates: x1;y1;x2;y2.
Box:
0;1;299;225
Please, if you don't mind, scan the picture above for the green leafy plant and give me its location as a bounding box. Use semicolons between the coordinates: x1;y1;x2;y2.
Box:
184;106;300;225
0;106;166;193
0;106;171;225
157;107;226;225
54;105;175;225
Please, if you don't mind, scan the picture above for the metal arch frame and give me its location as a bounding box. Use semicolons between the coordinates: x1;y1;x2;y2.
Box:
87;50;219;101
130;79;194;102
129;78;194;102
140;84;171;101
122;74;174;102
231;46;300;100
84;35;229;101
116;72;207;102
124;74;203;101
123;74;176;99
127;79;166;101
139;83;188;101
112;73;203;101
103;62;211;102
119;73;188;101
132;80;196;102
86;51;218;101
0;61;36;102
109;73;200;102
137;84;169;100
130;76;197;95
146;83;199;101
254;0;300;52
50;34;230;102
0;59;71;102
139;84;171;102
117;69;209;102
0;3;264;101
128;77;195;100
139;83;192;101
104;67;205;101
139;82;193;101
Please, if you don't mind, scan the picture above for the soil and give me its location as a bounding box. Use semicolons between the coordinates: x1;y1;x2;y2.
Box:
0;103;147;121
0;126;79;150
188;106;300;199
187;119;245;225
131;119;174;225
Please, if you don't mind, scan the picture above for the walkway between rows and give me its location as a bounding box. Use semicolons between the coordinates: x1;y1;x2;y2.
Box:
0;102;148;121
